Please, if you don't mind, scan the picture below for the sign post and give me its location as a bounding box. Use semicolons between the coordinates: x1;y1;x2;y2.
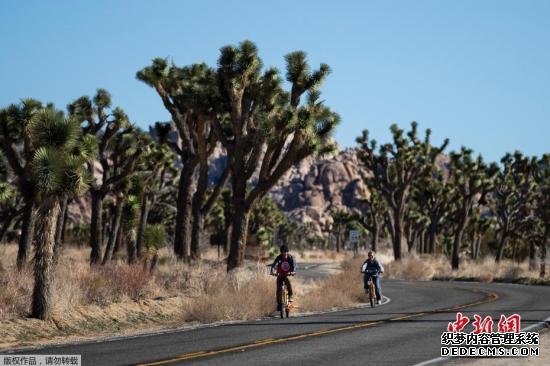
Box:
349;230;359;255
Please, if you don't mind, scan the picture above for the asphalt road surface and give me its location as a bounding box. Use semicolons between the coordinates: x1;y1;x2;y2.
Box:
5;265;550;366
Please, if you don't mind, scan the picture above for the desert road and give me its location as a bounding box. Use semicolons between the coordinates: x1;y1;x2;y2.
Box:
5;264;550;366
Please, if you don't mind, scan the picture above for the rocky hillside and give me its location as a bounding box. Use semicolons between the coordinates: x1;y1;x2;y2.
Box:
269;148;368;234
66;145;370;235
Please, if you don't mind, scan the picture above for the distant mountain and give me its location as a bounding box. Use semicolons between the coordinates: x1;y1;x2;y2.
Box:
269;148;369;234
66;142;370;236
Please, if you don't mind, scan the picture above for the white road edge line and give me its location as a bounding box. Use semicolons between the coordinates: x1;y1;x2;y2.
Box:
412;316;550;366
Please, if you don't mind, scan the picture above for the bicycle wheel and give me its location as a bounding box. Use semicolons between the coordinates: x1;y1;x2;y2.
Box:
280;285;288;318
369;281;376;308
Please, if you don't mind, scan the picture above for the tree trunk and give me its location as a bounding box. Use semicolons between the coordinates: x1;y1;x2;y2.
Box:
112;222;124;257
31;198;60;320
53;196;69;264
227;181;250;271
421;230;429;254
17;198;36;270
61;202;68;244
173;163;196;259
470;230;477;260
223;224;231;254
102;197;124;264
495;230;508;262
471;234;478;260
451;226;464;270
135;193;150;259
474;235;481;260
392;209;404;260
335;225;341;253
428;219;437;254
190;164;208;260
371;223;379;252
150;253;159;274
126;228;137;264
226;210;251;271
190;212;204;260
529;239;537;271
89;189;104;265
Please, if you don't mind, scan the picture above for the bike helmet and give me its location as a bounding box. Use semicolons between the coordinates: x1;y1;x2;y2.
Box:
280;245;289;253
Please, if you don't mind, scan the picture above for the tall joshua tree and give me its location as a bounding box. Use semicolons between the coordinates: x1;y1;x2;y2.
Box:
134;129;178;260
492;151;537;263
354;190;387;252
465;206;492;260
330;209;352;252
412;166;455;254
67;89;133;264
0;100;43;269
29;107;93;319
0;156;23;243
216;41;339;270
137;62;230;260
101;129;147;265
356;123;448;260
447;147;498;270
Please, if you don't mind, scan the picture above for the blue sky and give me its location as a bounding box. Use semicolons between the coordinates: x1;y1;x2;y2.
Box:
1;0;548;163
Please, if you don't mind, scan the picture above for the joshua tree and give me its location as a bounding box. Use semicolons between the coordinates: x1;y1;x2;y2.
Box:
330;208;352;252
412;166;455;254
101;129;147;265
134;128;178;260
121;194;141;264
404;205;429;254
205;187;229;253
248;196;286;246
67;89;134;264
137;62;230;261
356;122;449;260
0;157;23;243
142;224;166;273
354;190;387;252
216;41;339;270
447;147;498;270
492;151;537;262
0;100;44;269
29;107;94;319
465;206;493;260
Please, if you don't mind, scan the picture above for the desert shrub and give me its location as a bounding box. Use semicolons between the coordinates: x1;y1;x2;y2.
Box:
186;263;274;322
384;256;435;281
300;257;365;312
79;265;152;306
0;266;32;318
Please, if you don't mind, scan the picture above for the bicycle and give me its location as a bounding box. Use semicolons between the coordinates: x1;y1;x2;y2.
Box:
361;267;379;308
269;266;294;318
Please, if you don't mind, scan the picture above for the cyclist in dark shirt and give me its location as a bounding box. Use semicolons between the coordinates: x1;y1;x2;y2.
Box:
271;245;296;308
361;250;384;304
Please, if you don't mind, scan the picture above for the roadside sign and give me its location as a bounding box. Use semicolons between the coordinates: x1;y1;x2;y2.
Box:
349;230;359;242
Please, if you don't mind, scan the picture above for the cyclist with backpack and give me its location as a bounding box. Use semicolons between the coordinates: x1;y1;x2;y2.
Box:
361;250;384;304
271;245;296;309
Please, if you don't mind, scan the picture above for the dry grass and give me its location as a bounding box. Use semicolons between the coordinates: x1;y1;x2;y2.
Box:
299;257;367;312
378;248;544;284
185;263;274;322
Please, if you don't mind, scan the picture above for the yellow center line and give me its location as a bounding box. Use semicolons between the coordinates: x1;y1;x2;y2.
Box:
138;286;499;366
